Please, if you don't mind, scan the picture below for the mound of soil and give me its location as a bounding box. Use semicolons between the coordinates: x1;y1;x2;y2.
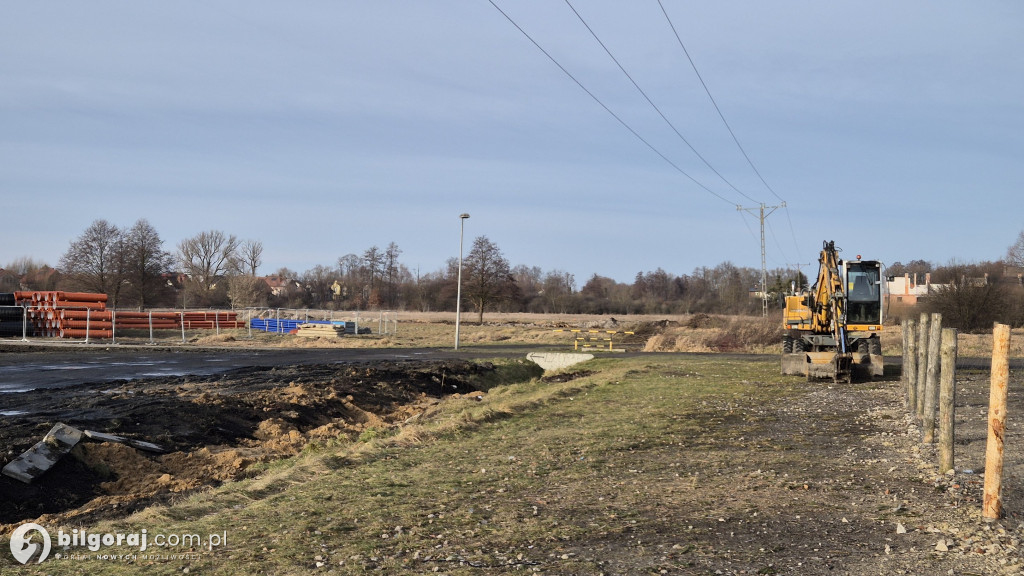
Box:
0;360;491;529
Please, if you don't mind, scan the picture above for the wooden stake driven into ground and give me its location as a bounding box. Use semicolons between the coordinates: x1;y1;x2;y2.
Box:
983;323;1011;521
916;313;930;420
905;319;918;412
923;313;942;443
938;327;957;474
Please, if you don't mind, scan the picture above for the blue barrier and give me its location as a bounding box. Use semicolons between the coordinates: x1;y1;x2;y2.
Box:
250;319;357;334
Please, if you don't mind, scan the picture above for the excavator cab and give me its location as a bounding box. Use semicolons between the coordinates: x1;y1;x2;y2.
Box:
846;262;881;325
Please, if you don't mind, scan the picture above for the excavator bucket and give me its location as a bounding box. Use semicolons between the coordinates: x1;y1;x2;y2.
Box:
781;353;807;376
782;351;853;383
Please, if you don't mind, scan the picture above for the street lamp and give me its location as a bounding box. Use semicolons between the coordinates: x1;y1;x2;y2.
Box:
455;213;470;350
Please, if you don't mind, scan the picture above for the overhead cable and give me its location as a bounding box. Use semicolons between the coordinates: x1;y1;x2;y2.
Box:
656;0;782;203
486;0;739;206
564;0;759;204
657;0;804;262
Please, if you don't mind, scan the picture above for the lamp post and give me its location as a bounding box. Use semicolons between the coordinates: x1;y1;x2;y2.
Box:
455;213;470;350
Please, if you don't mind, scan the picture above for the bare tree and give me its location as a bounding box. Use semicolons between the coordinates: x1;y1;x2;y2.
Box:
302;264;336;308
227;275;269;309
463;236;515;323
123;219;174;308
177;230;240;306
1006;231;1024;268
384;242;402;308
363;246;383;308
541;270;575;314
337;254;361;279
333;253;362;307
4;257;48;276
4;256;59;291
236;239;264;276
58;219;127;305
512;265;543;309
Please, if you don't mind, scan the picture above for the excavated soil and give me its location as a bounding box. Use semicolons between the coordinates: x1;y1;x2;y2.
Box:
0;360;492;529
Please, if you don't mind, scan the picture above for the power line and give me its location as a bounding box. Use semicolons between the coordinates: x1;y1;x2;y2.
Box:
563;0;759;204
782;204;803;263
765;217;790;265
486;0;739;206
657;0;804;263
656;0;782;203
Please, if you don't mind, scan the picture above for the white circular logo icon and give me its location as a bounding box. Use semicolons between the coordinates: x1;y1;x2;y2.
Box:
10;523;51;564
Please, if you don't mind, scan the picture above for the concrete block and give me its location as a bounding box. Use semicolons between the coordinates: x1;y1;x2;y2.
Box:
526;352;594;371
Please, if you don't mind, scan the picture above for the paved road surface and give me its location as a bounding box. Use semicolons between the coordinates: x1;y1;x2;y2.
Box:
1;340;1014;398
0;343;561;396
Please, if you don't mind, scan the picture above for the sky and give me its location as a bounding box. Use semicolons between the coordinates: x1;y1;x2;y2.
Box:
2;1;1023;285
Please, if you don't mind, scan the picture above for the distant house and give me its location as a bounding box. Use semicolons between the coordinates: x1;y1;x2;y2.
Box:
330;280;347;300
886;272;993;306
262;275;302;296
886;273;935;305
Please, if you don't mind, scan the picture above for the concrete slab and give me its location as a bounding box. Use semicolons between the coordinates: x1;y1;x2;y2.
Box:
526;352;594;371
2;422;83;483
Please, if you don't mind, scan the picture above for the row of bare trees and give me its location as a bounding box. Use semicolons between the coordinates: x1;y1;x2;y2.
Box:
9;221;1024;327
36;219;779;317
54;220;266;309
58;219;174;308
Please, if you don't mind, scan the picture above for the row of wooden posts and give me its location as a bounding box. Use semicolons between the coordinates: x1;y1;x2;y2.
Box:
901;315;1012;521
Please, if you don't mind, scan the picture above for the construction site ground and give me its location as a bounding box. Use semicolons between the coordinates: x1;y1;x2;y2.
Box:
0;317;1021;575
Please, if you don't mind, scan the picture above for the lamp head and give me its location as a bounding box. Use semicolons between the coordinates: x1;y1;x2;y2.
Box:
460;213;470;219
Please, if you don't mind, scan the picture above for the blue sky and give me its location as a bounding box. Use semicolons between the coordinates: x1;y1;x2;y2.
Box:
2;1;1022;284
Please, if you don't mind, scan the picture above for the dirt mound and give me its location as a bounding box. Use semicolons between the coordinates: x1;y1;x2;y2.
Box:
643;315;782;353
0;360;489;528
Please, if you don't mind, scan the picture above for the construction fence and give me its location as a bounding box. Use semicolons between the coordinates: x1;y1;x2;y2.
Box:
0;292;399;343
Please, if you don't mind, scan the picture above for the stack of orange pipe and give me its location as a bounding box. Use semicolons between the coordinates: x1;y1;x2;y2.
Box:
11;291;245;338
14;291;112;337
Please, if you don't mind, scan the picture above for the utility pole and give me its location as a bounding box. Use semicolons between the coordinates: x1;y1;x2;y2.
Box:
737;202;785;316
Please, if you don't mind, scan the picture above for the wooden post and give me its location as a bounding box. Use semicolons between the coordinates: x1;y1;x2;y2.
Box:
916;313;930;420
922;313;942;443
905;319;918;413
983;323;1011;521
938;328;957;473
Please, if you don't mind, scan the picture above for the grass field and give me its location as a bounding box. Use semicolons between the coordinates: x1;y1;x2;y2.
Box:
3;314;1021;575
5;348;1015;575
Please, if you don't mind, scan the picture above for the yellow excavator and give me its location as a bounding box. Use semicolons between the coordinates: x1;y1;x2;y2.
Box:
781;240;884;382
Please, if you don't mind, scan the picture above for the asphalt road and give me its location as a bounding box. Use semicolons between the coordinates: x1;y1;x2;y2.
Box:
0;342;560;396
0;339;1014;400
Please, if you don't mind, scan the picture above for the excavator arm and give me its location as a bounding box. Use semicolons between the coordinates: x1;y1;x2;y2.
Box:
781;240;883;383
810;240;847;351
